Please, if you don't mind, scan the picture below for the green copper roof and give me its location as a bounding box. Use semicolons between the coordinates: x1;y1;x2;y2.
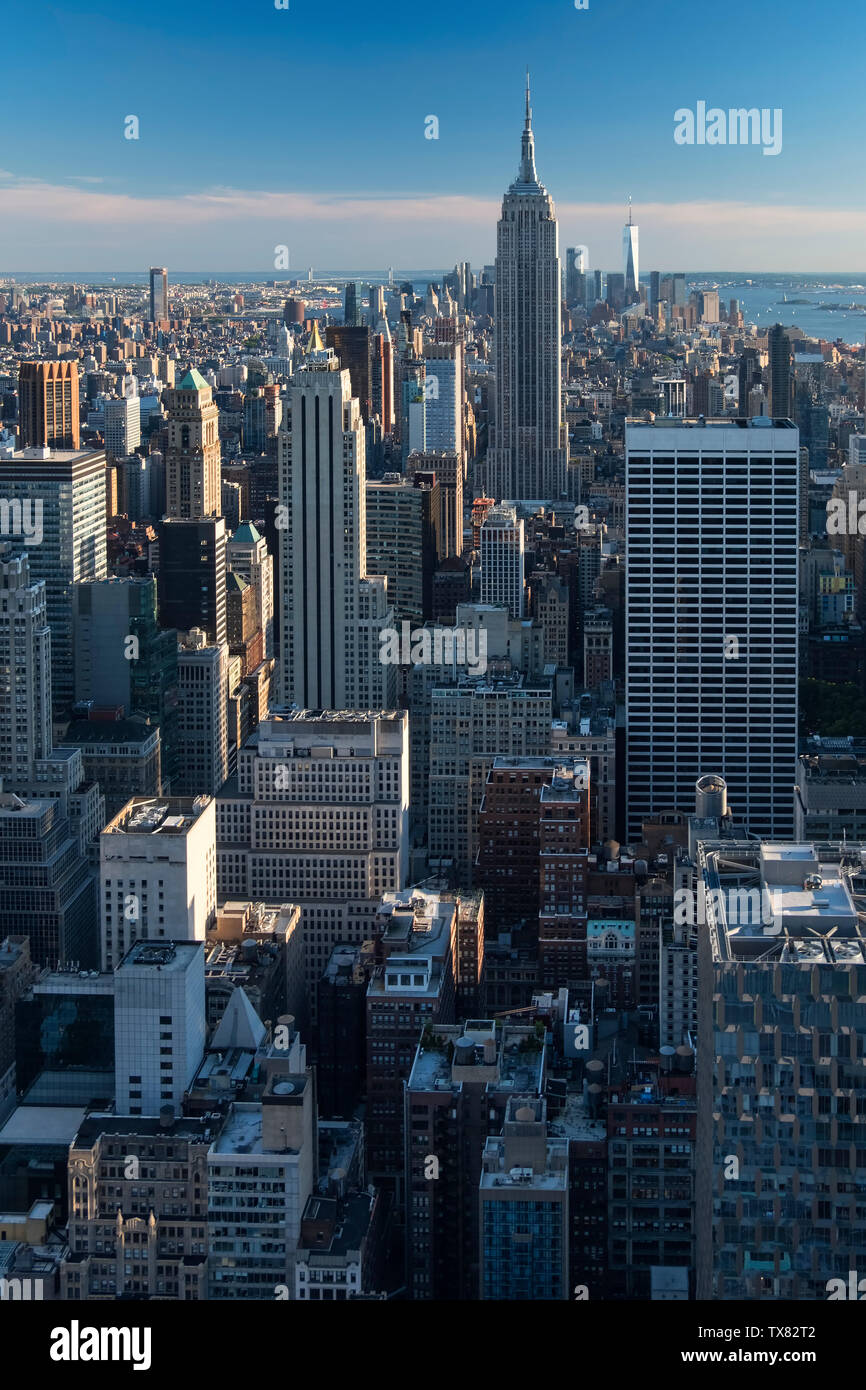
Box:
177;367;209;391
232;521;261;544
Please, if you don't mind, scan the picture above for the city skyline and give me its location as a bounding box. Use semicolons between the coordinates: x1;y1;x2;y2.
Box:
1;0;866;1322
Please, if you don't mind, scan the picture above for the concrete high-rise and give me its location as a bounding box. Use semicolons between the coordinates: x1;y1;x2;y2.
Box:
149;267;168;324
114;939;206;1115
17;361;80;450
208;1031;315;1299
215;710;409;1009
428;677;552;884
422;340;463;460
625;418;799;839
480;505;524;618
0;792;98;966
696;838;866;1299
73;571;178;714
480;1097;569;1300
99;793;216;970
164;368;221;519
486;79;567;502
0;551;51;785
104;394;141;460
277;342;393;710
59;719;162;820
406;450;462;559
0;447;107;712
175;630;228;796
365;476;427;624
61;1111;216;1299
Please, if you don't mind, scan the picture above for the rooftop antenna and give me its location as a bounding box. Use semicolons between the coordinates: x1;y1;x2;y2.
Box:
628;194;633;226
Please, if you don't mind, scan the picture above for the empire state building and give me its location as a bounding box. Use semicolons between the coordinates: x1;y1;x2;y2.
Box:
487;79;567;503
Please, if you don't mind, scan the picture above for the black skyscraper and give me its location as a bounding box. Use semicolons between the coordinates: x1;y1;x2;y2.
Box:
158;517;226;646
768;323;794;418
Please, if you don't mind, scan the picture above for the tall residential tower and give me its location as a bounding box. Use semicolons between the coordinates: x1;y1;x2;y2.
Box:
149;267;168;323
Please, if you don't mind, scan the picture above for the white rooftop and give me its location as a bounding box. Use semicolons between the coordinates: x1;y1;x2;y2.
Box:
0;1106;87;1145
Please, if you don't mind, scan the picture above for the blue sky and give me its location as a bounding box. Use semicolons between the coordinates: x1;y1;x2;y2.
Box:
1;0;863;270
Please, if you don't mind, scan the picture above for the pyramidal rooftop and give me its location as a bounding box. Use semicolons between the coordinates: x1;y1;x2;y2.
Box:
210;986;267;1052
176;367;209;391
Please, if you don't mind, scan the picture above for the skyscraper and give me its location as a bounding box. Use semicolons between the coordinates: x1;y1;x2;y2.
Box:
17;361;80;450
479;1098;569;1300
625;417;799;839
114;939;206;1114
480;504;525;618
371;320;395;431
422;340;463;460
149;266;168;323
486;78;567;502
405;1019;546;1300
0;550;51;784
73;575;179;791
208;1032;315;1299
0;792;98;967
277;341;393;710
605;272;625;310
227;522;274;660
406;450;462;559
623;199;639;299
343;280;364;327
324;325;372;422
365;476;427;624
696;837;866;1299
768;323;794;418
0;447;108;713
175;630;229;796
99;794;216;970
164;368;221;519
565;246;587;306
738;346;763;411
158;516;226;646
104;393;141;460
428;678;553;884
215;710;409;1009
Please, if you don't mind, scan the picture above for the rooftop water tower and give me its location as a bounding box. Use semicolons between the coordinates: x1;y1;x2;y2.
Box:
695;774;728;820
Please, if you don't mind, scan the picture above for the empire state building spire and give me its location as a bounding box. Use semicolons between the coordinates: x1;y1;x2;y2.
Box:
519;70;538;185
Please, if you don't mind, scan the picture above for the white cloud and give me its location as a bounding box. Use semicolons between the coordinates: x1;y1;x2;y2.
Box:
0;177;862;270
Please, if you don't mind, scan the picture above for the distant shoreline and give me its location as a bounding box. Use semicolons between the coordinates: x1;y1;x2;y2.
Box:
2;270;866;285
